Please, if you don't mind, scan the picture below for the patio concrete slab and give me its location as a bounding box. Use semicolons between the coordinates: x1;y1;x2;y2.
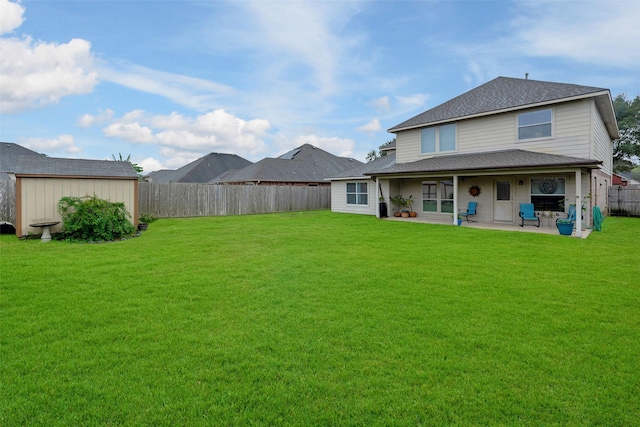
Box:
384;215;591;238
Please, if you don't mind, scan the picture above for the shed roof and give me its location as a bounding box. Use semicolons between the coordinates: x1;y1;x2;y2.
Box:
213;144;362;183
389;77;618;138
14;156;138;178
364;149;601;176
0;142;46;174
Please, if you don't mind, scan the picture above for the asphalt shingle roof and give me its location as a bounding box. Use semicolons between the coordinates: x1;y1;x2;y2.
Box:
213;144;362;183
363;149;601;176
147;152;252;183
329;153;397;179
0;142;45;174
389;77;611;132
14;156;138;178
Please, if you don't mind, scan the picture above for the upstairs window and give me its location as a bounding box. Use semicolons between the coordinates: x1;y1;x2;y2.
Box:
518;109;552;140
346;182;368;205
421;124;457;154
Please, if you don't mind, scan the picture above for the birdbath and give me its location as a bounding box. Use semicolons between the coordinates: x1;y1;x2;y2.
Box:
29;221;60;242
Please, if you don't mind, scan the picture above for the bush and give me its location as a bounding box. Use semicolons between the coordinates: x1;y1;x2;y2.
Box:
138;213;158;224
57;195;136;241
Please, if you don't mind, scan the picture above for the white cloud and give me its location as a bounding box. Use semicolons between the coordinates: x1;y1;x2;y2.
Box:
97;59;235;112
368;96;390;112
0;36;98;113
102;109;271;157
103;122;155;144
396;94;428;110
512;1;640;68
357;118;381;133
19;134;82;154
137;157;164;174
0;0;24;35
241;1;362;96
77;109;114;127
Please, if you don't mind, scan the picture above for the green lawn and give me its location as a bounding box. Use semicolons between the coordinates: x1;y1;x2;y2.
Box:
1;211;639;425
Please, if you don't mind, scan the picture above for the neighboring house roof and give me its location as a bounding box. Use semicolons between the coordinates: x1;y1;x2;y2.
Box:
389;76;619;139
213;144;362;184
145;152;252;183
145;169;177;182
380;140;396;152
362;149;601;177
14;156;138;178
0;142;46;178
329;153;397;180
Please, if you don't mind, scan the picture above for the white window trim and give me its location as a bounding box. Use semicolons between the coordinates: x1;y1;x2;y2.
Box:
517;108;554;142
346;182;368;206
420;124;457;154
422;179;454;214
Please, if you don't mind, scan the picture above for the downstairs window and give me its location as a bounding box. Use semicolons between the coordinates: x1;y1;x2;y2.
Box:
346;182;368;205
530;177;565;211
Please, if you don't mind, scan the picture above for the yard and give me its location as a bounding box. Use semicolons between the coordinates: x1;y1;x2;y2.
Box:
1;211;638;425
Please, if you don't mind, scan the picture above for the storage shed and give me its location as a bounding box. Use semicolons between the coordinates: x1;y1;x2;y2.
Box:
13;156;139;237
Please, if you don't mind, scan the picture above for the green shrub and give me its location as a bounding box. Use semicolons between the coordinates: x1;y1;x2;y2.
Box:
57;195;135;241
138;213;158;224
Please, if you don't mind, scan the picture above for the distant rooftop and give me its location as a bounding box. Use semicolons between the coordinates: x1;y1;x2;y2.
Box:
213;144;362;184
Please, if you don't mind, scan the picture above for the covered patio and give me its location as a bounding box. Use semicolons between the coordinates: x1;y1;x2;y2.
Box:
371;149;608;239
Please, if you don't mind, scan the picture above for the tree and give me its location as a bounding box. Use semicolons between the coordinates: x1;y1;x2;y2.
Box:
112;152;144;176
613;94;640;173
366;138;396;162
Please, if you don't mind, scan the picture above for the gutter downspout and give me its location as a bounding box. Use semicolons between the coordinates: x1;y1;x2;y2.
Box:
375;177;380;219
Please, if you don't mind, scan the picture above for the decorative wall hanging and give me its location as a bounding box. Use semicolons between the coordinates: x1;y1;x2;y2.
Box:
538;178;558;194
468;185;481;197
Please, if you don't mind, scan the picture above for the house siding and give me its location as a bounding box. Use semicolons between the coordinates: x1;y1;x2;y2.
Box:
592;102;613;175
330;180;377;215
394;99;595;163
17;177;136;237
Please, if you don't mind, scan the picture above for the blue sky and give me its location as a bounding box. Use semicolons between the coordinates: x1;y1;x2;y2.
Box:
1;0;639;173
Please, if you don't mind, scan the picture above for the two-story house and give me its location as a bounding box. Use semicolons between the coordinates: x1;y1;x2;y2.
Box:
330;77;620;237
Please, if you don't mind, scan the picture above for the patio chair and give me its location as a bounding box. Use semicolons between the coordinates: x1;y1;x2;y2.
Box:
458;201;477;222
518;203;540;227
556;205;576;225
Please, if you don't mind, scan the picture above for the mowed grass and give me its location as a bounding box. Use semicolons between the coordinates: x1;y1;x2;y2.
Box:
1;211;639;425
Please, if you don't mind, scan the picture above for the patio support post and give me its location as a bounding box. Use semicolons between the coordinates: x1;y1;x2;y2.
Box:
575;170;582;237
453;174;459;225
375;177;380;219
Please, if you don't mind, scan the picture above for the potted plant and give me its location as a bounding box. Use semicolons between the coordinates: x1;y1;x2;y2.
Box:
457;214;463;226
405;195;417;217
138;213;157;231
390;195;405;217
556;218;573;236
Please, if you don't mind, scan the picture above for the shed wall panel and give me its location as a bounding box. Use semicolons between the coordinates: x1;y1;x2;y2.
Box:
18;177;136;237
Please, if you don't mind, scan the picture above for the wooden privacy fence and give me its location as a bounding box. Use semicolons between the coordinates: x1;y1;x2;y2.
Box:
138;182;331;218
609;185;640;217
0;180;16;225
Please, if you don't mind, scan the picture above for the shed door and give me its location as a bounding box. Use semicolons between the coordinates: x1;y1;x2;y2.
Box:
494;180;513;222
